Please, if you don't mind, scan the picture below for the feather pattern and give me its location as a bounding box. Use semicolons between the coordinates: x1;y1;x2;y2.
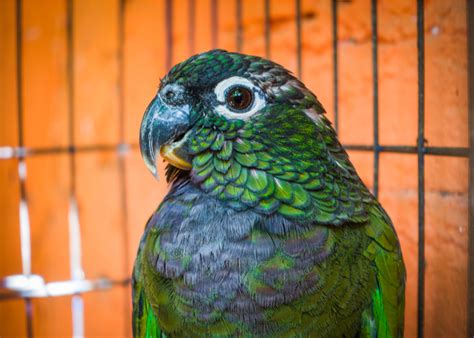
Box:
133;50;405;337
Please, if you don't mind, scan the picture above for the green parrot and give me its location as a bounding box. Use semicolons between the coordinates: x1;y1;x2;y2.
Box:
133;50;405;337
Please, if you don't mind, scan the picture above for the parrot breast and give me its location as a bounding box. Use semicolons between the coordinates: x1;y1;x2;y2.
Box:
140;180;375;336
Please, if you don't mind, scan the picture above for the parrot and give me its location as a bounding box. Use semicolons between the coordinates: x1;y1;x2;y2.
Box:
133;49;405;337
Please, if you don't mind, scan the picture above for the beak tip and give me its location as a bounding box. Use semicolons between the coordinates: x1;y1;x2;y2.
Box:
143;154;160;180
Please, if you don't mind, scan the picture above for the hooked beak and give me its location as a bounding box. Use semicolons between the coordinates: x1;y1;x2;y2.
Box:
139;95;192;177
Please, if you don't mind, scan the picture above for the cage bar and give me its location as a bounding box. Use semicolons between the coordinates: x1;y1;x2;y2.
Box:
66;0;87;335
371;0;380;198
331;0;339;134
16;1;29;276
264;0;270;59
468;0;474;336
1;143;469;160
0;278;130;301
0;144;135;159
416;0;426;336
15;0;33;336
295;0;302;79
344;145;470;157
117;0;131;335
165;0;173;70
188;0;196;55
211;0;218;49
236;0;242;52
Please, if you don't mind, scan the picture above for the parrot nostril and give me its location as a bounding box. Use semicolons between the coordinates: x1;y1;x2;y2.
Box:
165;90;175;100
160;83;186;106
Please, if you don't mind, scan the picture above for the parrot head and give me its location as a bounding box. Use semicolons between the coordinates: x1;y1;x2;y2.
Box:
140;49;325;176
140;49;368;222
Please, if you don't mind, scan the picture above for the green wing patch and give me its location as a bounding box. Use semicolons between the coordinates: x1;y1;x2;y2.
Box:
133;286;162;338
132;224;162;338
363;204;406;338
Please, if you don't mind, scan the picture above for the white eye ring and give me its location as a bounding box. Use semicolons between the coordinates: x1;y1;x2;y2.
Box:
214;76;266;120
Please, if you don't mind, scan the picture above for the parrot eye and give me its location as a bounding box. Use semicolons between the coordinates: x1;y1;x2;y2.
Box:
214;76;266;120
225;86;254;112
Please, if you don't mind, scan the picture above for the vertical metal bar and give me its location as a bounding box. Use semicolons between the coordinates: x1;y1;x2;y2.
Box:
16;0;29;278
117;0;131;336
67;0;76;181
331;0;339;134
295;0;302;79
71;296;84;338
16;0;33;336
211;0;218;49
189;0;195;55
236;0;242;52
264;0;270;59
371;0;379;198
16;0;24;151
416;0;426;336
165;0;173;70
118;0;125;145
24;298;33;338
467;0;474;336
66;1;85;336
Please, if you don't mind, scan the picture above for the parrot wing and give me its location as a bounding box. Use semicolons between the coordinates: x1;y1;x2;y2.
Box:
362;204;406;338
132;219;162;338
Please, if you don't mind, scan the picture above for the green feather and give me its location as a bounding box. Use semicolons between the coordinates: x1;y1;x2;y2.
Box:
210;133;225;151
217;141;233;160
224;184;245;200
224;162;241;182
213;157;232;174
278;204;306;218
194;161;213;181
254;197;280;214
247;169;269;193
235;152;258;167
241;189;259;206
274;178;294;203
193;152;213;167
234;168;249;186
201;176;218;192
292;184;311;209
234;138;252;153
212;170;227;184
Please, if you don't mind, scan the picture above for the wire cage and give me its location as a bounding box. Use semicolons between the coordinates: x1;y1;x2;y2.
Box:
0;0;472;337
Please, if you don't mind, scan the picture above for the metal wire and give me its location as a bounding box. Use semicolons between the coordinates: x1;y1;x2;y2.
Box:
295;0;302;79
236;0;242;52
264;0;270;59
211;0;218;49
0;144;134;159
66;1;87;336
117;0;132;336
467;0;474;336
189;0;196;55
165;0;173;70
15;0;33;336
416;1;426;336
344;145;470;157
371;0;380;198
331;0;339;134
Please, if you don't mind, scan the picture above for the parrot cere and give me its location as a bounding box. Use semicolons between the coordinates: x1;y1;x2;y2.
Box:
134;50;405;337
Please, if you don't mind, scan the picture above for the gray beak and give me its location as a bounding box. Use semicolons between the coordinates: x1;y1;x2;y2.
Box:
139;95;191;177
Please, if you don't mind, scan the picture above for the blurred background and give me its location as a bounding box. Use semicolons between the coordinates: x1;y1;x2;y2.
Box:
0;0;471;337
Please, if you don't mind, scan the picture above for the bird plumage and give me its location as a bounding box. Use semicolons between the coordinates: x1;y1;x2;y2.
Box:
133;50;405;337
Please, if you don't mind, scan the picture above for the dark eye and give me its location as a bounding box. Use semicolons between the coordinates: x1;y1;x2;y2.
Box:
225;86;254;111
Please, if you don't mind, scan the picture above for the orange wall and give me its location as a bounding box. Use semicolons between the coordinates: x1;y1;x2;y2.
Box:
0;0;469;337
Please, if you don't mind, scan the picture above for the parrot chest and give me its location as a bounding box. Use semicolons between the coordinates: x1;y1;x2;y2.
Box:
142;183;374;335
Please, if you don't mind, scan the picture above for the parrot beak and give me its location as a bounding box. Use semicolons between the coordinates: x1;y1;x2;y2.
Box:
139;95;192;178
